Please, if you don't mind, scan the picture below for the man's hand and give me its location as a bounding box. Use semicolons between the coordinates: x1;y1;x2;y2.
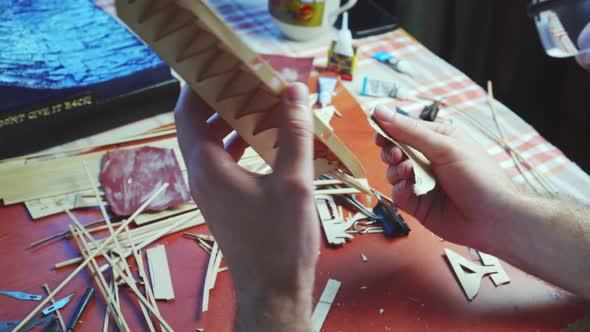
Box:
374;105;590;299
175;83;318;331
373;105;518;252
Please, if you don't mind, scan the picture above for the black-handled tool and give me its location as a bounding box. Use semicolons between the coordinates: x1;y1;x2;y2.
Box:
372;190;411;237
66;288;94;331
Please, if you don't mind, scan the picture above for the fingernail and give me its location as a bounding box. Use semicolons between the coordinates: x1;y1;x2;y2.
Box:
285;82;308;104
373;105;395;124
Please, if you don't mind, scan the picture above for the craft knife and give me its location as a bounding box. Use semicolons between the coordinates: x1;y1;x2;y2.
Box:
0;315;54;332
42;293;75;315
0;290;42;301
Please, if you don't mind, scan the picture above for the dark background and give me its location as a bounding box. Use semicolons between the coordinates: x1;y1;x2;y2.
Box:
374;0;590;172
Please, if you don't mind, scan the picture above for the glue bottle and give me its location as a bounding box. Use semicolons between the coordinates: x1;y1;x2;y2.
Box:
333;12;354;57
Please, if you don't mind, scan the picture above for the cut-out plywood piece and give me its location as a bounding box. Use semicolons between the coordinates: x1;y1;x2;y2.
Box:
478;251;511;286
146;245;175;301
368;113;435;195
444;248;509;301
115;0;365;179
316;195;355;245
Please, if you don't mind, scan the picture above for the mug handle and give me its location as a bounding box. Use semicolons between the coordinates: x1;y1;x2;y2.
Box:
329;0;358;25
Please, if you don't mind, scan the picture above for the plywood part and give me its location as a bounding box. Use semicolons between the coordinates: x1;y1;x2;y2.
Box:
315;195;355;246
368;113;435;196
146;245;175;301
311;278;341;332
115;0;365;179
444;248;509;301
478;251;511;286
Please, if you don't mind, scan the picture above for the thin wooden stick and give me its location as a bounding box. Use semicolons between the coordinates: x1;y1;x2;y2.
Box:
42;284;67;332
125;221;157;332
12;183;168;332
486;81;550;194
29;218;110;248
69;226;130;332
445;101;555;193
0;128;176;164
73;223;174;332
56;210;203;269
102;281;113;332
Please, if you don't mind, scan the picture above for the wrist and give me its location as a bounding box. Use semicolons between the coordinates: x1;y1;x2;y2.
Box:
234;271;314;332
481;190;547;258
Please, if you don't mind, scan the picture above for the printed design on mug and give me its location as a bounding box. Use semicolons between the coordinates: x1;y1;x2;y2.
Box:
269;0;326;26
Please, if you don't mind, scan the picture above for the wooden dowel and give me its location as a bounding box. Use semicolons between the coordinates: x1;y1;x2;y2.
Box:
12;183;168;332
74;224;173;332
42;284;67;332
29;218;109;248
69;226;130;332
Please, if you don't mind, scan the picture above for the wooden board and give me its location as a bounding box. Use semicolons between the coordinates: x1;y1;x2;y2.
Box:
115;0;365;179
146;244;176;301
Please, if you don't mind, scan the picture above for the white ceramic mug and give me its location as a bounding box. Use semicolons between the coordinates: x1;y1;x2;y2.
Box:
269;0;357;41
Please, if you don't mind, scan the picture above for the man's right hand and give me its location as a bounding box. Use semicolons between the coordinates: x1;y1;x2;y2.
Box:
373;105;590;300
373;105;518;252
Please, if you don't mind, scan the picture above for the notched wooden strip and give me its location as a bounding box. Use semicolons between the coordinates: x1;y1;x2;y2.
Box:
235;87;280;118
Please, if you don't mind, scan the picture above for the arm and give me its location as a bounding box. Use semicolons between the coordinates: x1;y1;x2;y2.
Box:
373;105;590;300
175;83;317;331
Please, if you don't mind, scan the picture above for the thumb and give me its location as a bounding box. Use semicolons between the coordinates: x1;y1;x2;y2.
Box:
274;83;314;179
373;105;451;164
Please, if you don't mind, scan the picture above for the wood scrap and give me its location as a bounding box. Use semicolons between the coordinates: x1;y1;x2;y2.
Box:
316;195;355;245
135;202;197;225
146;245;175;301
41;284;67;332
311;279;341;332
444;248;509;301
314;187;360;196
202;242;223;312
12;183;168;332
71;224;174;332
368;113;436;195
56;209;205;270
29;219;118;249
69;226;130;332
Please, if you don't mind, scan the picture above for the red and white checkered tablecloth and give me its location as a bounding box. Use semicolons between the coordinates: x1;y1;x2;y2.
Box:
98;0;590;201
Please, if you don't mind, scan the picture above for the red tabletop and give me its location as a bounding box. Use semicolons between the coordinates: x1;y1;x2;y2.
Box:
1;76;588;332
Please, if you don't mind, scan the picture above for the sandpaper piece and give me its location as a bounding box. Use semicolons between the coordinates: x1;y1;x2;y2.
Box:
100;146;190;216
368;113;436;196
260;54;314;84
